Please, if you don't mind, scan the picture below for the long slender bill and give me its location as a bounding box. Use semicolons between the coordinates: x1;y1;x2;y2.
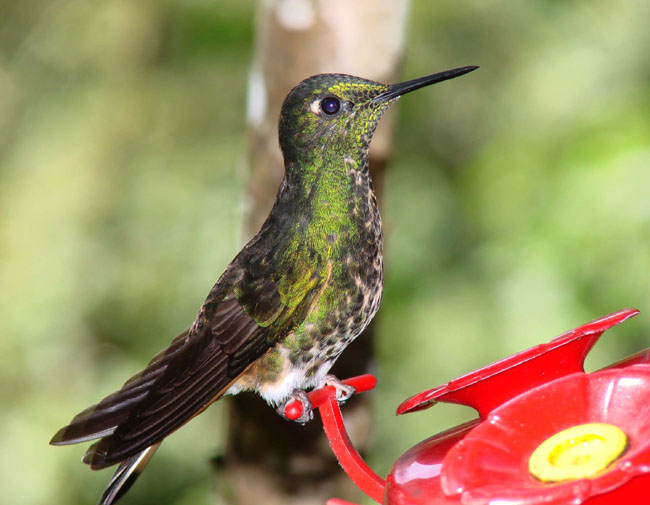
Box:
373;65;479;102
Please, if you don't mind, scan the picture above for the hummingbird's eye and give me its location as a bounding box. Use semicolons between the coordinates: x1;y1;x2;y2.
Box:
320;96;341;115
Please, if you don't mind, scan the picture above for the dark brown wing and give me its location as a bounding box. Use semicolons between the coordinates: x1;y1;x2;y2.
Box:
50;329;190;446
51;251;328;469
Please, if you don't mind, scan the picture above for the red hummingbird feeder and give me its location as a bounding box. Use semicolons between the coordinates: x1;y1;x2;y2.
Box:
284;308;650;505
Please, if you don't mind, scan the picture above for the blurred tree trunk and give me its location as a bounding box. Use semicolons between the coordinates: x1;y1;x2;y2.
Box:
215;1;410;503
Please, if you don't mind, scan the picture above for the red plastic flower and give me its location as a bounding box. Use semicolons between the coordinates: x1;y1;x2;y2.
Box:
440;365;650;505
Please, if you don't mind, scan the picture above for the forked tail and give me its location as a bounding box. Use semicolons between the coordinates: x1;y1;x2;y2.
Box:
98;443;160;505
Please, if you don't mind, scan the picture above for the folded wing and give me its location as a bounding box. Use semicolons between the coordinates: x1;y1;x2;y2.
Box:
50;253;329;470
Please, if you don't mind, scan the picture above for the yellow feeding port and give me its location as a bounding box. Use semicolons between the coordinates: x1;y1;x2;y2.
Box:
529;423;628;483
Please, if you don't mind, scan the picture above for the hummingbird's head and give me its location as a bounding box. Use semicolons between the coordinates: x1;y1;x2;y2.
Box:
278;66;478;166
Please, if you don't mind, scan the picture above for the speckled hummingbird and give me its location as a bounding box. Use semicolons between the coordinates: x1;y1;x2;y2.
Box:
50;65;477;504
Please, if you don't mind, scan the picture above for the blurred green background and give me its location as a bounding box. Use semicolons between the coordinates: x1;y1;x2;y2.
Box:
2;1;649;504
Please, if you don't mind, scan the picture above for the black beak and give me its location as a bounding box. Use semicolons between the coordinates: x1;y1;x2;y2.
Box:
373;65;479;102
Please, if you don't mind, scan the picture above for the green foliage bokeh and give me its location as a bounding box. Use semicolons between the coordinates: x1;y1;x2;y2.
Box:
1;1;649;504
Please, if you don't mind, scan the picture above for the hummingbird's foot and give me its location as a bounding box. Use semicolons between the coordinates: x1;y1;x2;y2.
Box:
278;389;313;424
320;374;356;403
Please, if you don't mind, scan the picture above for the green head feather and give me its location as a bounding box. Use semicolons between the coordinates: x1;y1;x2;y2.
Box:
278;74;394;168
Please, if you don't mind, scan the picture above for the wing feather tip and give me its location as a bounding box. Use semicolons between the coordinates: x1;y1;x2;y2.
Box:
50;426;116;446
49;427;68;446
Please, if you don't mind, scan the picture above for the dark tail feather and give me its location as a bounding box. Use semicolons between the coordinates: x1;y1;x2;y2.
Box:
98;443;160;505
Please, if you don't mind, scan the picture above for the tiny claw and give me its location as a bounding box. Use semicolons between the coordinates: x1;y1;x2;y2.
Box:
322;374;356;402
278;389;313;424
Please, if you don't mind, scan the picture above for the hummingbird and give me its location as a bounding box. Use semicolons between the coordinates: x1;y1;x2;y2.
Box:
50;65;478;504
